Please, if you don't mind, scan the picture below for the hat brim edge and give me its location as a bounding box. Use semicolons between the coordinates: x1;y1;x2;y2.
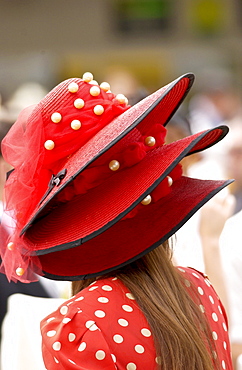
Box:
21;73;194;235
28;125;229;256
40;178;233;281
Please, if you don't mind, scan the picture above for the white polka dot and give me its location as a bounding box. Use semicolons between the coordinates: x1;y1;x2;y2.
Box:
75;296;84;301
89;280;97;286
122;305;133;312
52;342;61;351
178;267;185;272
78;310;83;313
118;318;129;327
68;333;76;342
209;295;214;304
113;334;124;343
141;328;151;337
95;350;106;360
85;320;98;331
135;344;145;354
184;279;191;287
223;341;227;350
126;292;135;300
112;277;118;281
111;354;116;363
222;360;226;369
126;363;136;370
47;330;56;337
54;357;59;363
95;310;106;318
223;322;228;332
212;331;218;340
78;342;87;352
198;287;204;295
218;305;223;314
155;356;161;365
192;272;200;278
199;305;205;313
212;312;218;322
46;317;55;323
102;285;112;291
205;278;211;287
98;297;109;303
68;359;76;365
67;301;73;306
89;286;98;291
60;306;68;315
62;318;71;324
212;351;217;359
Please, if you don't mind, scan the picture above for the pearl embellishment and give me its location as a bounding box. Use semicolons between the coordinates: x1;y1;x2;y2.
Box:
94;105;104;115
141;195;152;205
109;160;120;171
145;136;156;147
116;94;128;104
71;120;82;130
44;140;55;150
74;99;85;109
90;86;101;96
89;80;99;85
82;72;93;82
16;267;25;276
167;176;173;186
100;82;110;92
68;82;79;93
51;112;62;123
7;242;14;251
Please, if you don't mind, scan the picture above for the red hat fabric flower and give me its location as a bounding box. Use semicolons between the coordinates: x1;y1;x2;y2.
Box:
0;72;232;282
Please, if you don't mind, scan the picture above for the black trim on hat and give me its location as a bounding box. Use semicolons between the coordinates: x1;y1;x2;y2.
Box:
30;125;228;257
41;178;233;281
21;74;194;235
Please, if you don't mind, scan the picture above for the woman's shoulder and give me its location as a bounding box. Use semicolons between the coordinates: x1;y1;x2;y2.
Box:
40;277;157;369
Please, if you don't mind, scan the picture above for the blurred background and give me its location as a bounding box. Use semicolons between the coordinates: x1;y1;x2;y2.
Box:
1;1;242;369
0;0;242;99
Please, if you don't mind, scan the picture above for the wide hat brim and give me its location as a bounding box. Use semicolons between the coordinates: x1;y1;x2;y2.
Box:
22;125;232;280
21;73;194;234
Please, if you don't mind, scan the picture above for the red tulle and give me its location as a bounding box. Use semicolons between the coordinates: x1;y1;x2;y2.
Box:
0;80;129;282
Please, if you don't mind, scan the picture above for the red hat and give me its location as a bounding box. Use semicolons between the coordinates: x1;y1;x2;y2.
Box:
0;72;232;282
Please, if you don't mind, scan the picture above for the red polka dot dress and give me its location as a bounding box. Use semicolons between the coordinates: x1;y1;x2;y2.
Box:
41;267;233;369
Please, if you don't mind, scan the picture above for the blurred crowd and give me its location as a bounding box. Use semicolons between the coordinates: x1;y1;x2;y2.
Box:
0;67;242;369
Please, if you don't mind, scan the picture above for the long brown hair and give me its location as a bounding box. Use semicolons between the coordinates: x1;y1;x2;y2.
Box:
72;241;219;370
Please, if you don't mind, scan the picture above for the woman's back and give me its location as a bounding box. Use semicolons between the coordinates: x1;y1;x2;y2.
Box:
41;267;232;370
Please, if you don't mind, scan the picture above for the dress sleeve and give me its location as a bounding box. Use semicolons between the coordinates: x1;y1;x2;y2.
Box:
41;307;117;370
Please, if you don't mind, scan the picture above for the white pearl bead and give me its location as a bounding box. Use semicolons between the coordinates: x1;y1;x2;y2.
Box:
68;82;79;93
100;82;110;92
94;105;104;115
89;80;99;85
90;86;100;96
109;160;120;171
167;176;173;186
51;112;62;123
44;140;55;150
74;98;85;109
116;94;128;104
145;136;156;147
141;195;152;205
7;242;14;251
16;267;25;276
71;120;82;130
82;72;93;82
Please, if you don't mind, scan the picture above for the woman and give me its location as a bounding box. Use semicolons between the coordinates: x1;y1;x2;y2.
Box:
0;72;233;369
